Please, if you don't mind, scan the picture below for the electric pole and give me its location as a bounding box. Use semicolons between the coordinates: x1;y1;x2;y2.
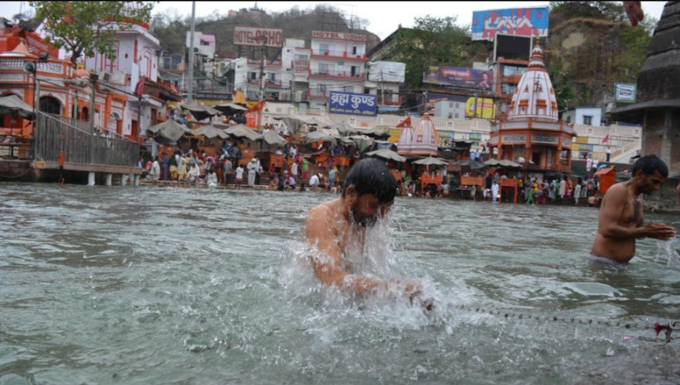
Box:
187;0;196;104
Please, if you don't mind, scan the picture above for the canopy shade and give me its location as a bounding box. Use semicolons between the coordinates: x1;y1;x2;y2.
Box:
213;103;248;115
348;135;375;152
365;149;406;163
330;121;360;136
273;115;330;134
0;95;34;119
221;124;263;141
147;119;192;142
192;124;229;139
484;159;522;168
262;130;288;147
413;156;449;166
356;127;390;139
453;160;488;170
305;128;355;146
180;103;221;121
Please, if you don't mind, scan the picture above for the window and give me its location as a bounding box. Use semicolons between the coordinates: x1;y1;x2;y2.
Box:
248;72;257;80
583;115;593;125
352;46;358;55
449;102;454;108
294;54;309;60
267;73;277;82
320;44;330;54
317;84;327;93
454;113;459;119
502;65;527;77
501;84;517;95
344;86;354;92
318;63;330;74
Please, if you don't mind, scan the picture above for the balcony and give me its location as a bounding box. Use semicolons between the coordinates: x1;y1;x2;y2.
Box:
503;75;522;84
308;89;330;99
246;59;283;67
378;95;403;106
311;49;366;61
310;69;365;80
247;79;284;89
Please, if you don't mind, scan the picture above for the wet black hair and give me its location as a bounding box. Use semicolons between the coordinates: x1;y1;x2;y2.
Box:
342;158;397;204
633;155;668;178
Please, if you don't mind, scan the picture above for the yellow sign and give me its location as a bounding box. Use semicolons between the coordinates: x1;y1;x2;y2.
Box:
33;161;46;169
388;128;402;143
465;98;495;119
575;136;589;144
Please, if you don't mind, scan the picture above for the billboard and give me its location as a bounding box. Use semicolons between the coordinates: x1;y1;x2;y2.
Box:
496;34;532;61
465;98;496;119
311;30;367;42
472;7;549;41
293;59;310;73
615;83;637;103
329;92;377;116
423;66;493;91
233;26;283;47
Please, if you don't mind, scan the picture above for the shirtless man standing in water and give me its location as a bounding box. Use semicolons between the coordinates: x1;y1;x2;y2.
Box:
305;158;433;309
591;155;676;263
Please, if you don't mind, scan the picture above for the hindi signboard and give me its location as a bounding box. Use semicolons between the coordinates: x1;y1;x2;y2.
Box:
293;59;310;73
615;83;637;103
423;66;494;90
472;7;549;41
233;26;283;47
329;92;377;116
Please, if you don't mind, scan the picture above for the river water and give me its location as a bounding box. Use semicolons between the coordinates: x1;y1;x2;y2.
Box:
2;183;680;385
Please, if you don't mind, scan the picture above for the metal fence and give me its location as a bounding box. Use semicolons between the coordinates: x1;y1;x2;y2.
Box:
33;113;139;167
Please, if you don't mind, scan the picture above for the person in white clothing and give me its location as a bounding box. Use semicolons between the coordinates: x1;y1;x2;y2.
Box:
247;159;257;187
593;158;600;172
309;174;320;188
586;156;593;175
150;158;161;185
574;178;583;205
491;181;500;202
291;161;299;181
207;169;218;188
235;165;244;188
187;163;200;184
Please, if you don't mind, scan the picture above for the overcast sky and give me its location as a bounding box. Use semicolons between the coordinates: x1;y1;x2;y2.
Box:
2;1;667;39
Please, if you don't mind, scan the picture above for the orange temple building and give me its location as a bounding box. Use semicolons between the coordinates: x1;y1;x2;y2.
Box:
489;46;576;173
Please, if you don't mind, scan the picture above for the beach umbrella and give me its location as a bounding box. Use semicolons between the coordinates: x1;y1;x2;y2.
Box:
262;130;288;147
222;124;263;141
147;119;192;142
366;149;407;163
304;129;337;145
0;94;34;119
213;103;247;115
330;121;360;136
454;159;489;170
192;124;229;139
180;103;221;121
348;135;375;152
357;126;390;139
413;156;449;167
485;159;522;168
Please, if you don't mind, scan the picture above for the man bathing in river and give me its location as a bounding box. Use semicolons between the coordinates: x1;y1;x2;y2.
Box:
591;155;676;264
305;159;433;309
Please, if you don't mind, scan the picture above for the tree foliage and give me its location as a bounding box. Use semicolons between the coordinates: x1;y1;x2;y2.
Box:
549;1;627;22
390;15;470;88
31;1;155;67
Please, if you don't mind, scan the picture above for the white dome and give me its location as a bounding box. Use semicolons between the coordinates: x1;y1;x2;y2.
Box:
507;46;559;122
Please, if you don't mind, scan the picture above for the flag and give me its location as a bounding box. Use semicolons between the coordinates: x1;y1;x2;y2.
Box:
134;76;145;98
602;134;609;144
396;116;412;128
248;100;265;112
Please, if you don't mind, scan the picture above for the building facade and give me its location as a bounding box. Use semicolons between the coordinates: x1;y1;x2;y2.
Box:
561;107;603;126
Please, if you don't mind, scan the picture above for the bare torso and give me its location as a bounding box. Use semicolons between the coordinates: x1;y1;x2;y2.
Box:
591;183;643;263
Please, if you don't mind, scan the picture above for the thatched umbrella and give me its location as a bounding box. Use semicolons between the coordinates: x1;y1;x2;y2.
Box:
180;103;221;121
147;119;192;142
330;121;360;136
262;130;288;147
192;124;229;139
484;159;522;168
0;95;34;119
213;103;247;116
413;156;449;167
348;135;375;152
222;124;263;141
366;149;406;163
454;159;488;170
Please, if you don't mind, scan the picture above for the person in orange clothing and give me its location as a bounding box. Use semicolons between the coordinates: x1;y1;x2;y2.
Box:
58;151;65;184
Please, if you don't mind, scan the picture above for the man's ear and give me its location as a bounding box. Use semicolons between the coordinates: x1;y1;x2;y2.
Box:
344;185;358;205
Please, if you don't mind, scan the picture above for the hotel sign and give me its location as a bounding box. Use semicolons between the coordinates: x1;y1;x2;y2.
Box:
311;30;367;42
234;26;283;47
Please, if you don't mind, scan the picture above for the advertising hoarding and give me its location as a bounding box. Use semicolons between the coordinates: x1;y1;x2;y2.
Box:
423;66;493;90
465;98;496;119
234;26;283;47
329;92;377;116
472;7;549;41
615;83;637;103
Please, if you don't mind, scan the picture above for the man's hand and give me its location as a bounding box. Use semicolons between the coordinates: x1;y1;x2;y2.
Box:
624;1;644;27
643;223;677;241
405;284;435;311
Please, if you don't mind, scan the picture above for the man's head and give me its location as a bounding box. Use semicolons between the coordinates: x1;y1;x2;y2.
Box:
342;159;397;227
632;155;668;194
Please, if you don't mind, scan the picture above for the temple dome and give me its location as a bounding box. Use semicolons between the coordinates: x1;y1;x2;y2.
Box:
507;46;559;122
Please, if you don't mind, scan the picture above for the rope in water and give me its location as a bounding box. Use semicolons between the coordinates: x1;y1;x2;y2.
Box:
453;304;679;343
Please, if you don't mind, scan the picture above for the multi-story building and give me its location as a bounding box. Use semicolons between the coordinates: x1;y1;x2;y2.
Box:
367;61;405;113
561;107;603;126
308;30;368;110
82;8;181;141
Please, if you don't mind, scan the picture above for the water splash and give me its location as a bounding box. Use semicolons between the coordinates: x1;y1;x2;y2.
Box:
657;239;680;267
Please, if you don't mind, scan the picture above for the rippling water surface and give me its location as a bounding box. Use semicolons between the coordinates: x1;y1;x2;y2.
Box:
2;183;680;385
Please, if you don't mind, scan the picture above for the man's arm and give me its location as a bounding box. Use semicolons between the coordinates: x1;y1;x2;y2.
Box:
305;207;416;297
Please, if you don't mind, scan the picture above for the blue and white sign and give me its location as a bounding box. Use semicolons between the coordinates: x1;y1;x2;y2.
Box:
329;92;377;116
472;7;549;41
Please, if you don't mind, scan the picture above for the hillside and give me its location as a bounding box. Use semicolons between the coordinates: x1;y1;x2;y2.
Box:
151;5;380;60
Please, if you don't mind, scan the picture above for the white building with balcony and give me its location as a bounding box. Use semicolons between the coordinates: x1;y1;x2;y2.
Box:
308;30;368;110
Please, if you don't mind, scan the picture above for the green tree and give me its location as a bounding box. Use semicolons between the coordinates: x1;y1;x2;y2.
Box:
391;15;470;88
31;1;155;67
546;57;574;111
